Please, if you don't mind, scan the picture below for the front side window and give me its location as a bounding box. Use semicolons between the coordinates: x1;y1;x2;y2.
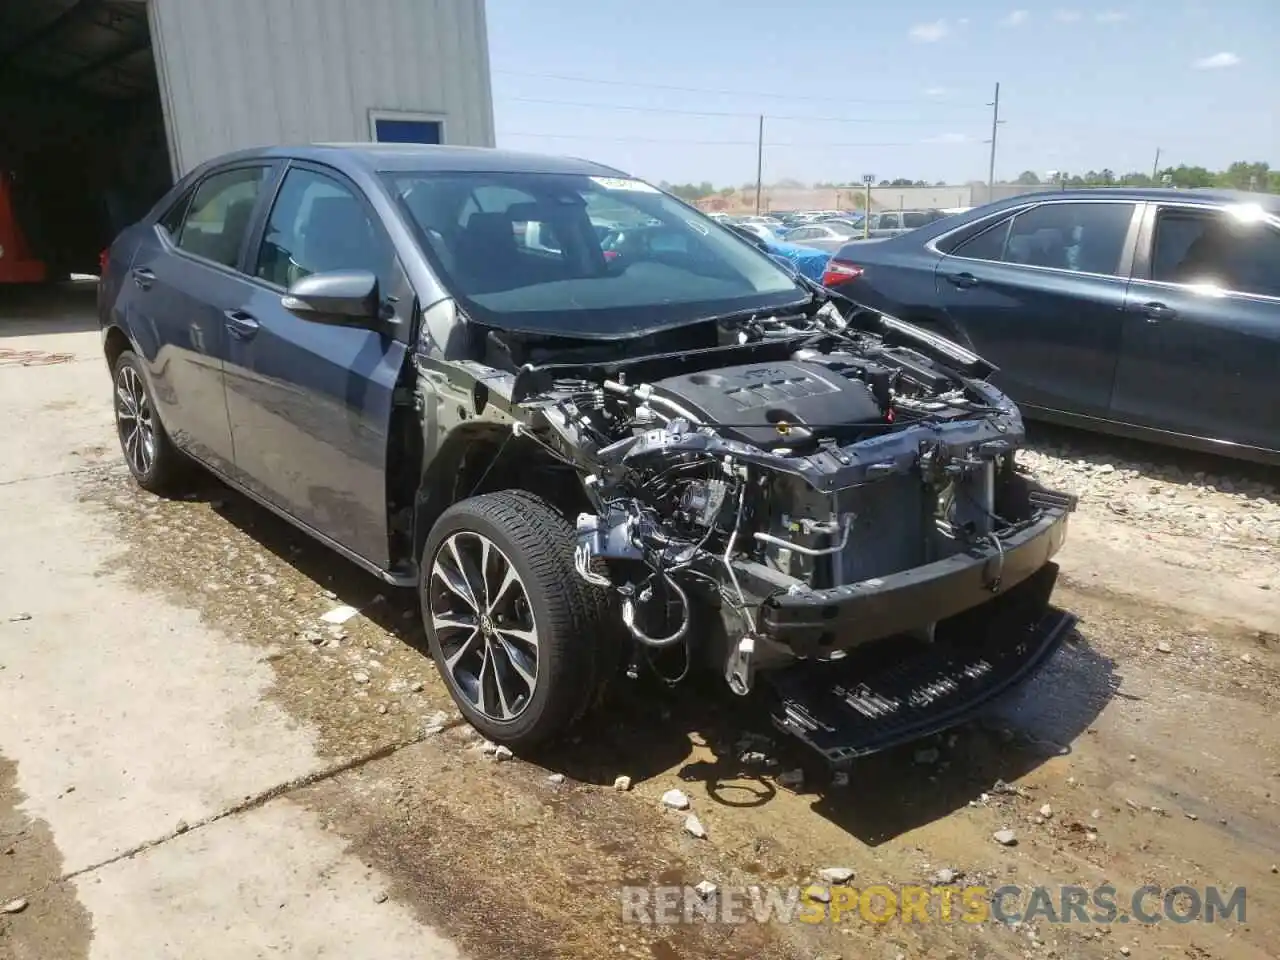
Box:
254;167;395;291
174;166;269;268
387;171;802;335
878;213;900;229
1151;207;1280;298
1002;201;1135;276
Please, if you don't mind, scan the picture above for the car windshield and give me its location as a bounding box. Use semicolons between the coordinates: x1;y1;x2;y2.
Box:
386;170;804;337
824;221;858;236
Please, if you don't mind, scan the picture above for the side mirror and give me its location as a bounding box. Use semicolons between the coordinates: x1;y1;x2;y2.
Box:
281;269;380;325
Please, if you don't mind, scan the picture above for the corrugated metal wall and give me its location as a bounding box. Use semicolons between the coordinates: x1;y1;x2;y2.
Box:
147;0;495;177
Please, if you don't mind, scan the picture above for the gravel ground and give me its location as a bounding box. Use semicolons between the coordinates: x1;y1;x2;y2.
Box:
1019;431;1280;549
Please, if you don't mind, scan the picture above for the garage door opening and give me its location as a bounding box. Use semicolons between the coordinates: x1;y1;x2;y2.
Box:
0;0;171;281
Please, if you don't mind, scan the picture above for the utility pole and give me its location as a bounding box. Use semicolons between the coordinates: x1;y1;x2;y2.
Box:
861;174;874;238
986;82;1003;203
1151;147;1161;182
754;115;764;215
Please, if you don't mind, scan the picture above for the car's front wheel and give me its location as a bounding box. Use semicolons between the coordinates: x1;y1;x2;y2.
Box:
112;350;187;494
420;491;611;748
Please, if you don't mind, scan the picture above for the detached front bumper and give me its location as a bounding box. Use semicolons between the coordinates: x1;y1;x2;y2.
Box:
764;568;1076;765
756;506;1071;656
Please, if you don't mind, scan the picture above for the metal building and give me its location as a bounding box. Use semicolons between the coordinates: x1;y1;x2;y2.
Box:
0;0;495;278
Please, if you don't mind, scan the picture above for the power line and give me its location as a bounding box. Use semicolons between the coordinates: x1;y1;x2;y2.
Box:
499;95;983;125
500;131;970;148
493;69;987;108
502;132;756;145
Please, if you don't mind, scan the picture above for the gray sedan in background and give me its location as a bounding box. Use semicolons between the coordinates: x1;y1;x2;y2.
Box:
783;220;861;252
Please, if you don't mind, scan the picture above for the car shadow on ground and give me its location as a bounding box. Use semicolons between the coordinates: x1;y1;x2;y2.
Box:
0;280;101;338
185;470;1118;845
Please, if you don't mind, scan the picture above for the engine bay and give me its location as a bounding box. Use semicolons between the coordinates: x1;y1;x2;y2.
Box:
403;272;1079;724
462;303;1072;696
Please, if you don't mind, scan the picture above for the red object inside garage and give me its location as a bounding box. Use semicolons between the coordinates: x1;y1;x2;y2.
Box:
0;172;48;283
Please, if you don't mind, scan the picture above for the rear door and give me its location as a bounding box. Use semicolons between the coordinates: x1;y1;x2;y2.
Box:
933;199;1140;417
121;163;278;474
1112;201;1280;452
224;161;414;571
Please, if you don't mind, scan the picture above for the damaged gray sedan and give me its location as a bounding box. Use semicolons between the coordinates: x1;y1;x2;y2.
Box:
99;145;1076;764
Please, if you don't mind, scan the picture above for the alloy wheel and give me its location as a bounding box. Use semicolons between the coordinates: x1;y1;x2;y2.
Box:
427;532;540;722
115;365;155;477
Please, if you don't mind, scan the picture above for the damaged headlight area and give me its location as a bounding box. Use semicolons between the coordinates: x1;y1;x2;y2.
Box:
511;329;1077;763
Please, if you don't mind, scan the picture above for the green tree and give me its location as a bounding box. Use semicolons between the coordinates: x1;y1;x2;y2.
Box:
1159;165;1215;188
1216;161;1270;190
1117;171;1154;186
1014;170;1041;185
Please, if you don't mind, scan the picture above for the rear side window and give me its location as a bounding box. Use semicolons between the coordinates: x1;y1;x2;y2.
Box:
254;167;396;292
1003;202;1135;276
174;167;269;268
952;202;1134;276
952;219;1012;261
158;191;192;237
1152;207;1280;298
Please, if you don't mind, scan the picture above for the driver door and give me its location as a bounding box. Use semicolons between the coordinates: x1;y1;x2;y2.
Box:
224;161;414;573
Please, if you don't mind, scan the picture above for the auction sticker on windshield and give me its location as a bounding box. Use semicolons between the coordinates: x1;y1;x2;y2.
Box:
591;176;660;193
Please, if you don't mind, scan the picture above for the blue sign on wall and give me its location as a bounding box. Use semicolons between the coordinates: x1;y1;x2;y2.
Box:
373;119;442;144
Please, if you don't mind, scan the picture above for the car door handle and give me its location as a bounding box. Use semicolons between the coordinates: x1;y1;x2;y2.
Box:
223;309;261;340
131;267;156;290
1134;301;1177;322
945;272;979;289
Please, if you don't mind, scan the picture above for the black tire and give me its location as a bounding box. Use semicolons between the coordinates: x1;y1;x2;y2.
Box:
420;490;612;748
111;350;188;495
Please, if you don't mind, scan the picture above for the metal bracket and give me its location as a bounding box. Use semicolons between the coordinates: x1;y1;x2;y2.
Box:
725;633;758;696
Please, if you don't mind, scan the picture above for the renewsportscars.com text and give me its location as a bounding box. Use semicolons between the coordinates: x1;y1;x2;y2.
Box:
621;883;1247;926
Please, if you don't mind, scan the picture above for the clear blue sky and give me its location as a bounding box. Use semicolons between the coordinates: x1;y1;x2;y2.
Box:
485;0;1278;186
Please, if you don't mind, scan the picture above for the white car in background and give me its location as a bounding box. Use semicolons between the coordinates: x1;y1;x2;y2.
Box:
783;219;862;253
738;215;784;228
733;221;782;242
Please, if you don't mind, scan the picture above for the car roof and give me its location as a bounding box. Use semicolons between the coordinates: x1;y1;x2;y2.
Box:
986;187;1280;213
197;143;633;178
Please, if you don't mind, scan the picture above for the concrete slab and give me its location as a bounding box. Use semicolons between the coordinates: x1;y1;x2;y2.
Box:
0;286;464;958
72;798;461;960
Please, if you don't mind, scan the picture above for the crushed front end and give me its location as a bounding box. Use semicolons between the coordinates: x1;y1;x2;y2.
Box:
500;309;1077;763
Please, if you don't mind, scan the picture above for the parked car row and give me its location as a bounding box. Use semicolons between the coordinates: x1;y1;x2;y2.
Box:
821;188;1280;465
709;208;955;247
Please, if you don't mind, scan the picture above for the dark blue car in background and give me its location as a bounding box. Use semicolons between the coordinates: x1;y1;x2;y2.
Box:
822;189;1280;465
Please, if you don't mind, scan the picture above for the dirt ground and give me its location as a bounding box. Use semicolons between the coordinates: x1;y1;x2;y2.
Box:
1;284;1277;959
